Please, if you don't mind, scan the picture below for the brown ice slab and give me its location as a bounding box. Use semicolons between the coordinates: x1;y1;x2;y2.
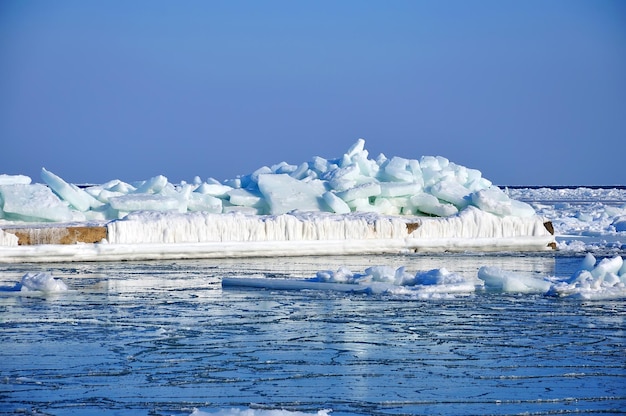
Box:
1;225;108;245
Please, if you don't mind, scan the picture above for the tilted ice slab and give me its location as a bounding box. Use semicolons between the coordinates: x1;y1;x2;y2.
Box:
0;183;84;223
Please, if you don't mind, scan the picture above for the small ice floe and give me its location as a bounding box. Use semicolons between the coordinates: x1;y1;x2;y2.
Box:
478;266;552;294
478;254;626;300
16;272;68;293
547;253;626;300
190;408;332;416
311;265;482;298
223;266;481;298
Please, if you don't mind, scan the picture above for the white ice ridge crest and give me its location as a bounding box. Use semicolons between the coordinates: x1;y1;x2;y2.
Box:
0;139;536;223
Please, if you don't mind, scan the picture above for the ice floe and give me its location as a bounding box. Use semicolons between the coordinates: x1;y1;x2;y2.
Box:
223;255;626;300
189;408;332;416
16;272;68;293
546;253;626;299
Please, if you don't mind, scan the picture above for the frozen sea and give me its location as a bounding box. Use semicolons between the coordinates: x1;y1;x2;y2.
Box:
1;187;625;416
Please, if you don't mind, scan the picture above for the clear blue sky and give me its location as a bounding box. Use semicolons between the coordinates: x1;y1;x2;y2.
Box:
1;0;625;186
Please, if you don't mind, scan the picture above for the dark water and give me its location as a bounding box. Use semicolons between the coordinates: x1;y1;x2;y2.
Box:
0;254;625;415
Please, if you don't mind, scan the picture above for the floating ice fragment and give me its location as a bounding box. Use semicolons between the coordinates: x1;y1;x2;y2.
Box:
315;266;355;283
547;255;626;299
591;256;623;278
189;407;332;416
412;268;483;294
19;272;68;292
478;266;551;293
309;265;481;295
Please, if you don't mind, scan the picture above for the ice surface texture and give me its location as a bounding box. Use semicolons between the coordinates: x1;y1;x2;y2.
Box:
0;139;535;223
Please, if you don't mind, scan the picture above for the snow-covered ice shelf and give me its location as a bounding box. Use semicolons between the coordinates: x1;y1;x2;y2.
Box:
0;139;585;262
0;215;555;263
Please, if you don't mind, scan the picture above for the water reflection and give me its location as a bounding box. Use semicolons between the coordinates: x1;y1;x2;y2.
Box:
0;254;624;415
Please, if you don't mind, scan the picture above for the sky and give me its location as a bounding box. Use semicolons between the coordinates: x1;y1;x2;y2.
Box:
1;0;625;186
